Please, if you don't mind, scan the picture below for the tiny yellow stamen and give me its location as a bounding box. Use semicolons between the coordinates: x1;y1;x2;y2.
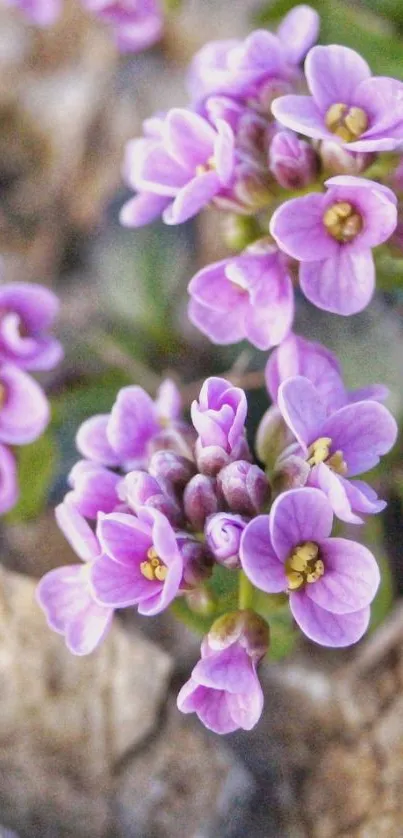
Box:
325;103;368;142
285;541;324;591
195;155;216;177
140;547;168;582
326;450;348;476
306;559;325;584
307;436;332;467
323;202;363;243
307;436;347;475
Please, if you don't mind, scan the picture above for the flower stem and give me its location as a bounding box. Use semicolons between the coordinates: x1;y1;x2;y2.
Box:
238;570;254;611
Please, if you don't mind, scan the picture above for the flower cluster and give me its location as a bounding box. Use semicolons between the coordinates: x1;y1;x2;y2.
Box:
4;0;163;53
37;345;396;732
34;4;401;738
0;281;62;515
120;4;403;335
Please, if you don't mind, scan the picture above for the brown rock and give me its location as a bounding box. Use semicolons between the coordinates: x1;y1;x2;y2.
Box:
0;565;172;837
115;701;254;838
306;741;377;836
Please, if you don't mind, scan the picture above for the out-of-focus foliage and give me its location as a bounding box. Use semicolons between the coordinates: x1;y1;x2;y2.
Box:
258;0;403;77
172;564;297;661
5;433;57;523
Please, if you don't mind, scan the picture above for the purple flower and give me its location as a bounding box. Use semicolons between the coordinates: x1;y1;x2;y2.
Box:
266;333;388;415
183;474;220;531
120;108;235;227
205;513;247;569
177;610;268;733
188;245;294;350
120;470;183;526
5;0;61;24
218;460;270;516
191;377;249;475
0;363;49;445
81;0;163;53
272;44;403;152
178;535;213;588
148;449;196;489
270;176;397;315
319;140;374;177
240;488;380;647
0;283;62;371
66;460;121;519
91;507;183;615
277;376;397;523
0;444;18;515
202;97;276;213
36;503;113;655
269;130;318;190
76;378;184;471
187;6;319;103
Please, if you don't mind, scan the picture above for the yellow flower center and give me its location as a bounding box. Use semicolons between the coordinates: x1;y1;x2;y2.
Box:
324;103;368;142
195;155;216;177
285;541;324;592
0;382;6;409
140;547;168;582
323;202;363;243
307;436;347;475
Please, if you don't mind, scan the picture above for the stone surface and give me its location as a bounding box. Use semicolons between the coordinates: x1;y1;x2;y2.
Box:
254;604;403;838
114;701;254;838
0;1;134;283
0;565;172;837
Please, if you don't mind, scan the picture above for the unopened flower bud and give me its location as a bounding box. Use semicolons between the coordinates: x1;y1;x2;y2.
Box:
179;536;214;588
251;78;293;115
232;165;274;212
255;405;291;469
122;471;183;526
185;586;216;617
218;460;270;515
196;437;252;477
205;512;246;569
183;474;220;530
209;609;269;663
320;140;374;176
195;444;230;476
269;131;318;190
148;424;197;461
272;450;310;495
149;450;196;490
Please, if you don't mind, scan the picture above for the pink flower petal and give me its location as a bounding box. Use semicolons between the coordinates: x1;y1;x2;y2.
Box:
305;45;371;111
270;192;337;261
300;249;375;315
240;515;287;593
278;376;327;449
290;593;370;647
306;537;380;614
270;488;333;562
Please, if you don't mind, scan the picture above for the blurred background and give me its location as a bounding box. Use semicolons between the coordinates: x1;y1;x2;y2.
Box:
0;0;403;835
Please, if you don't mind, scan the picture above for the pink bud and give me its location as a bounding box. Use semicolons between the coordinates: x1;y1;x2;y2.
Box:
218;460;270;515
269;130;318;190
320;140;374;176
183;474;220;530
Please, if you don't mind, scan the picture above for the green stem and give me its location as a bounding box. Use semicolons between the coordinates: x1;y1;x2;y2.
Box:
238;571;255;611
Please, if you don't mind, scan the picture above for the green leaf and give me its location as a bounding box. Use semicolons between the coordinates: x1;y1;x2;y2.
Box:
171;564;240;635
267;607;298;661
364;517;394;631
5;432;57;523
171;564;297;661
257;0;403;77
